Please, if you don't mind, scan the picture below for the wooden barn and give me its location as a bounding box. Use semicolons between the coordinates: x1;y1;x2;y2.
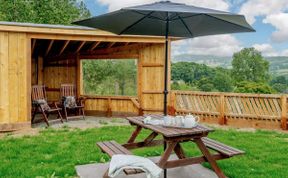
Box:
0;21;171;131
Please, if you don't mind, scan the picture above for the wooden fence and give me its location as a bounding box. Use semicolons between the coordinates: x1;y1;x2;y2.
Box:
169;91;288;130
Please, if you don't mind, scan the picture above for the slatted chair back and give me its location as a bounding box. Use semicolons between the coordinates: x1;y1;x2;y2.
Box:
61;84;76;97
31;85;47;101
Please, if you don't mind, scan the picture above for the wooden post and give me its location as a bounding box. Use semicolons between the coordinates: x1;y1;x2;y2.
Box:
107;98;112;117
280;95;287;130
218;94;226;125
37;56;44;85
76;54;81;97
168;91;176;116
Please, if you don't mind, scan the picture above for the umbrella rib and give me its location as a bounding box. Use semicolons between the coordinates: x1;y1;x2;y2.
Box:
205;14;255;31
119;11;155;35
177;14;194;37
171;14;202;21
132;10;166;21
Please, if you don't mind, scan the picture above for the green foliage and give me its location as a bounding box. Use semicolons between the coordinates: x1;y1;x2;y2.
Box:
231;48;270;83
82;59;137;96
197;77;215;92
171;81;196;91
0;126;288;178
213;69;234;92
234;81;276;94
0;0;90;24
270;76;288;93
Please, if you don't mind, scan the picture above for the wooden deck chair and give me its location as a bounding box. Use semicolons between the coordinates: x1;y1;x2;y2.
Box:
60;84;85;121
31;85;63;126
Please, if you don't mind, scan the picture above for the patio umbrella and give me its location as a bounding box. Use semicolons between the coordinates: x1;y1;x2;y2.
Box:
73;1;255;116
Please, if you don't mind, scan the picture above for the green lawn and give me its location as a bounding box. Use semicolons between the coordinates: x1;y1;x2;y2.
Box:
0;126;287;178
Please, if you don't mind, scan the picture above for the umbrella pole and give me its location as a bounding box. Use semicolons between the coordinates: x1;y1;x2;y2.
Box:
163;16;169;178
163;17;169;116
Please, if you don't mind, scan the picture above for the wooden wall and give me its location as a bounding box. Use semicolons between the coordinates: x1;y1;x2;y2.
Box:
0;32;31;130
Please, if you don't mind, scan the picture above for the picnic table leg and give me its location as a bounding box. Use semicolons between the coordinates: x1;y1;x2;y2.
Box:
127;125;142;143
159;141;177;168
194;138;226;178
174;143;186;159
103;169;109;178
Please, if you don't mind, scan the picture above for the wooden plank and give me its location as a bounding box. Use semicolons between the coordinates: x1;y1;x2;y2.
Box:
8;32;19;123
37;56;44;84
18;33;28;122
0;32;9;124
29;33;166;43
107;42;116;48
75;41;86;53
280;95;287;130
45;40;54;56
218;94;225;125
76;54;81;97
31;39;36;55
89;41;101;51
58;40;70;55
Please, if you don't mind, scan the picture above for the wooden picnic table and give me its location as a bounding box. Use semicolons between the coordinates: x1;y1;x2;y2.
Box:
122;114;243;178
97;114;244;178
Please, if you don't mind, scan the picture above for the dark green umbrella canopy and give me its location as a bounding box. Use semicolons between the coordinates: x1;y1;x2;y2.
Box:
73;1;255;37
73;1;255;117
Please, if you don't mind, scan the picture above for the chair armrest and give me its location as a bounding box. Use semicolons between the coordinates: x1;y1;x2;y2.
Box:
77;96;87;106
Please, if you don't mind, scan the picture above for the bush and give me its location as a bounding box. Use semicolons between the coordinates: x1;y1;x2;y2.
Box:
234;81;276;94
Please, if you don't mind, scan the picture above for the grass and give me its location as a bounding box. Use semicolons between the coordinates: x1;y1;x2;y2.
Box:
0;126;287;178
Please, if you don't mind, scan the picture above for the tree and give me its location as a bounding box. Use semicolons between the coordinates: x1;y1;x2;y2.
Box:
231;48;270;83
197;77;215;92
213;71;234;92
234;81;275;94
0;0;90;24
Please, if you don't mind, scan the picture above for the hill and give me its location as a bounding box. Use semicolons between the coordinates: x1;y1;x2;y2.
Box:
172;54;288;77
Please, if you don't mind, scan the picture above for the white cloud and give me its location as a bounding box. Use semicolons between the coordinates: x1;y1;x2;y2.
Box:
172;34;242;57
97;0;229;12
253;43;278;56
239;0;288;24
281;49;288;56
263;13;288;43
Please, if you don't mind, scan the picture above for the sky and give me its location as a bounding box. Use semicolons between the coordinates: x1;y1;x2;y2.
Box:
82;0;288;57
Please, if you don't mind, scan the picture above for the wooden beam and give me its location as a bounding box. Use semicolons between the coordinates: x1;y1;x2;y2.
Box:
89;41;101;51
107;42;116;48
28;33;167;43
80;54;139;60
31;39;36;55
59;40;70;55
45;40;54;56
83;43;149;56
75;41;86;53
124;42;130;46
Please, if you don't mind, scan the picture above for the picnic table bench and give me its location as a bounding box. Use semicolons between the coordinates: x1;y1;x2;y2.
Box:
97;115;244;178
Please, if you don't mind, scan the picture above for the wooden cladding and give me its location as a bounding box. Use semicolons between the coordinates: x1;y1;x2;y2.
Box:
0;32;31;124
169;91;288;130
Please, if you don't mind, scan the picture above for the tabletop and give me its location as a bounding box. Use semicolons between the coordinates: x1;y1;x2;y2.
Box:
126;115;214;138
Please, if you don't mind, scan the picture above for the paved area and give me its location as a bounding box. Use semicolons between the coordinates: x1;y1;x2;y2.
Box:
75;156;217;178
32;116;129;129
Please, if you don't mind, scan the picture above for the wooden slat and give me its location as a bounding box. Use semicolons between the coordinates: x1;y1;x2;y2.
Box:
75;41;86;53
201;137;244;157
0;32;9;123
45;40;54;56
89;41;101;51
58;40;70;55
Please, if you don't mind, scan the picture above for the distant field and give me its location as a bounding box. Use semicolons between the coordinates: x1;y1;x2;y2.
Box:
173;54;288;77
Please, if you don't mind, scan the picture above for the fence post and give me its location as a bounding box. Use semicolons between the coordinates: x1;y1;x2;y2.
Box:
280;95;287;130
218;93;226;125
168;91;176;116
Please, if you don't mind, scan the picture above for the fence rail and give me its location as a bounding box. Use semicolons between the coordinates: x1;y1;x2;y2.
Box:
169;91;288;130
